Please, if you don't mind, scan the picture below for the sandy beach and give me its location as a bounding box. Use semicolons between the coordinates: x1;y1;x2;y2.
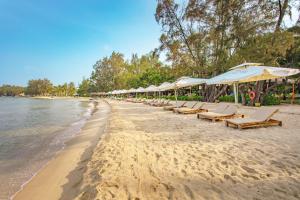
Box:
14;100;300;200
13;100;111;200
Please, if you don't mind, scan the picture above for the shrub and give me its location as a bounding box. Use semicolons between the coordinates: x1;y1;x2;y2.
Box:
218;95;235;102
262;94;281;105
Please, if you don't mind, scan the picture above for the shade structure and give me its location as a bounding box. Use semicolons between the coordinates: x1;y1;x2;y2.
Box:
158;82;176;91
135;87;146;93
206;64;300;104
145;85;159;92
175;76;207;89
206;65;300;85
127;88;136;93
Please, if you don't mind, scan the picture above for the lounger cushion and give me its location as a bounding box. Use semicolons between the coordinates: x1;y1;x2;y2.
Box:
226;118;261;124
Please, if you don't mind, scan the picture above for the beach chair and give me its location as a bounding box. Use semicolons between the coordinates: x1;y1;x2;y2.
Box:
173;101;198;113
153;99;171;107
176;102;207;114
197;104;243;122
225;108;282;129
144;99;156;105
163;101;187;111
149;99;162;106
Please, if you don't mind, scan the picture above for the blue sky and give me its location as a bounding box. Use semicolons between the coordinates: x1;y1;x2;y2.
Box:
0;0;162;86
0;1;299;86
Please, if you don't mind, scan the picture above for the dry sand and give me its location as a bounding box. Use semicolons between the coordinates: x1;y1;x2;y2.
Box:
75;100;300;200
13;100;300;200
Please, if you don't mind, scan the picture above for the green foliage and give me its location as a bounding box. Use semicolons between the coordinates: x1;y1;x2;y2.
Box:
77;78;91;97
89;52;174;92
163;94;203;101
218;95;235;102
24;79;76;97
0;85;25;96
26;79;53;96
262;94;281;105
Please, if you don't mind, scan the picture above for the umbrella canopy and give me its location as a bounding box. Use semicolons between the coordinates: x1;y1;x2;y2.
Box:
158;82;176;91
175;76;207;89
127;88;136;93
145;85;159;92
135;87;146;93
206;64;300;104
206;65;300;85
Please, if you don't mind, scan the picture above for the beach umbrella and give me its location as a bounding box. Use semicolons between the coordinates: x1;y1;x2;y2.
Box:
136;87;146;93
175;76;207;89
145;85;159;92
144;85;159;98
158;82;176;91
206;63;300;104
157;82;176;99
173;76;207;104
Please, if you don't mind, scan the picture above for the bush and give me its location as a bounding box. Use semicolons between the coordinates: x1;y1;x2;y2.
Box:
162;94;203;101
262;94;281;105
218;95;235;102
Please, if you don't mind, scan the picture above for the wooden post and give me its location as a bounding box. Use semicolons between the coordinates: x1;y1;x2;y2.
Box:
291;82;295;104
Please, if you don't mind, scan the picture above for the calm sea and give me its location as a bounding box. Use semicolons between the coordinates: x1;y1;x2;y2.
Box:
0;97;93;200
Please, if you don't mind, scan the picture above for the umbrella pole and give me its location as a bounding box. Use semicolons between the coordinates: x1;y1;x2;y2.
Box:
291;82;295;104
233;83;239;104
175;89;178;107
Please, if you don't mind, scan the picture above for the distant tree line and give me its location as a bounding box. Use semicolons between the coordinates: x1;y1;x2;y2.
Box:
0;85;25;96
0;79;77;97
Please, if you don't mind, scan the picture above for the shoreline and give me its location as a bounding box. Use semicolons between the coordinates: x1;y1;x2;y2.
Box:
12;100;111;200
10;100;300;199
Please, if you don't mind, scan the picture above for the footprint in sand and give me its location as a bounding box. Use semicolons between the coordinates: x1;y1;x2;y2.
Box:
241;166;257;174
184;185;195;200
173;158;178;165
181;169;187;176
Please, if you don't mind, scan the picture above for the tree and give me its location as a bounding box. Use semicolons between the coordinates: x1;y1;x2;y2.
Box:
77;78;91;97
0;85;25;96
67;82;76;96
26;79;53;96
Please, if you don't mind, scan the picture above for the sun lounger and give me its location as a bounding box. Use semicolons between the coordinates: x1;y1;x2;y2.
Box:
176;102;207;114
163;101;187;111
197;104;243;122
153;99;171;107
225;108;282;129
144;99;157;105
173;101;198;113
149;99;163;106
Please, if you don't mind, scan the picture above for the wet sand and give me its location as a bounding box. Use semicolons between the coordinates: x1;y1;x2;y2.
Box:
14;100;300;200
75;100;300;200
13;100;111;200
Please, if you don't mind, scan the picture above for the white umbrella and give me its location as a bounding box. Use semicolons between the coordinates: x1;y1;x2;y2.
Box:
175;76;207;89
156;82;176;99
206;64;300;104
173;77;207;104
127;88;136;93
145;85;159;92
158;82;176;91
135;87;146;93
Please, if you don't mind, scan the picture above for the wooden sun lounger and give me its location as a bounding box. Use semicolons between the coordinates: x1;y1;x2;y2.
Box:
150;99;163;106
173;101;198;113
176;102;207;114
225;108;282;129
144;99;156;105
197;104;243;122
163;101;187;111
153;100;171;107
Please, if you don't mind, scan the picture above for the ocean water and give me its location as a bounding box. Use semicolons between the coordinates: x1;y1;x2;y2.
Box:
0;97;93;200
